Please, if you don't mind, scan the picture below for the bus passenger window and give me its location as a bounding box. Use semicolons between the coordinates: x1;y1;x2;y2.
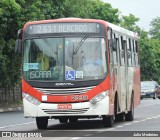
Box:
133;40;138;66
127;38;132;66
113;38;117;65
135;41;139;66
131;39;134;66
108;40;113;65
120;36;125;66
132;40;135;66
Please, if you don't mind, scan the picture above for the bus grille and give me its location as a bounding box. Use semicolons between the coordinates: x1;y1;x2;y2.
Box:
34;86;95;95
42;108;89;115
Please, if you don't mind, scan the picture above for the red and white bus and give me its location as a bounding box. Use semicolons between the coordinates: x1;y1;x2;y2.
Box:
15;18;140;129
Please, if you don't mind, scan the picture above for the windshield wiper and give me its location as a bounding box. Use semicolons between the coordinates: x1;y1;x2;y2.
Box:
73;34;89;55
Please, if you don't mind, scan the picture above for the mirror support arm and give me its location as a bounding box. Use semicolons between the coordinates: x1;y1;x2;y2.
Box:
15;29;23;53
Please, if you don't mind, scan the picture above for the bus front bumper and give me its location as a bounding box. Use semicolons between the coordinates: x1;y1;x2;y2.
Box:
23;96;109;117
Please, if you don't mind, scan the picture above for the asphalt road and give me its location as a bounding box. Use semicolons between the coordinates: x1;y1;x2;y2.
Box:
0;98;160;140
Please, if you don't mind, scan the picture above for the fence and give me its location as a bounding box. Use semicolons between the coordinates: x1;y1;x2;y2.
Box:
0;86;21;105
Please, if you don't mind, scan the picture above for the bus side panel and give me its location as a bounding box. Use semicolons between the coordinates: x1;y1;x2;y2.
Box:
134;67;141;107
127;67;134;111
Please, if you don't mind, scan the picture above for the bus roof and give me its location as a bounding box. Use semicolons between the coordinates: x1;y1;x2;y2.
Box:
106;22;138;39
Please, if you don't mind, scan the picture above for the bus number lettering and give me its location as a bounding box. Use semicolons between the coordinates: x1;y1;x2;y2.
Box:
37;25;52;33
71;95;88;101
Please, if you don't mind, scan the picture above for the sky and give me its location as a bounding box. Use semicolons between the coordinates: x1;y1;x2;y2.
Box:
102;0;160;31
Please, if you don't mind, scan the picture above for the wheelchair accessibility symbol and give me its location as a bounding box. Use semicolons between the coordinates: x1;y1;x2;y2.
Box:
65;70;75;80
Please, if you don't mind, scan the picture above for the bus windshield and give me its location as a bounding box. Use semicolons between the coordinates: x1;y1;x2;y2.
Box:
23;37;107;82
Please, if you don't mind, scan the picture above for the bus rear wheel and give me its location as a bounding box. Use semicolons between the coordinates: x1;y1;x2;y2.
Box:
36;117;48;129
125;95;134;121
115;113;124;122
102;115;114;127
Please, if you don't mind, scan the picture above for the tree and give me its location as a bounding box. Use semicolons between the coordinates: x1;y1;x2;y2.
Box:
139;39;158;81
120;14;140;32
16;0;64;27
149;17;160;39
62;0;120;24
0;0;22;103
87;0;120;23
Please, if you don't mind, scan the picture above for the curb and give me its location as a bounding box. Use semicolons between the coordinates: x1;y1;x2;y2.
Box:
0;107;23;113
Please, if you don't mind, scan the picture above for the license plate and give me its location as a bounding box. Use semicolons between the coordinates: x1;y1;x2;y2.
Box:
57;104;72;109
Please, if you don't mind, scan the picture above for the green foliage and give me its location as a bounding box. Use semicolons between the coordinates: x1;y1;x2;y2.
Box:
120;14;140;32
16;0;64;26
140;17;160;83
0;0;21;88
62;0;120;24
139;38;160;82
149;17;160;39
139;39;158;81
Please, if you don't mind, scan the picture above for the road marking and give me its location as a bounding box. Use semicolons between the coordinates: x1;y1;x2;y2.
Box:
116;125;123;128
132;120;140;123
93;114;160;133
83;134;94;137
121;115;160;127
124;123;132;125
71;137;81;140
69;115;160;137
0;121;35;129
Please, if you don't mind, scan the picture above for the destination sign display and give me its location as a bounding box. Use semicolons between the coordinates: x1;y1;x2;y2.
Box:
28;23;100;34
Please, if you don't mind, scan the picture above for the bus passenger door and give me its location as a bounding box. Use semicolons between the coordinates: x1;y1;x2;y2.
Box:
119;36;128;112
108;31;114;101
108;31;118;110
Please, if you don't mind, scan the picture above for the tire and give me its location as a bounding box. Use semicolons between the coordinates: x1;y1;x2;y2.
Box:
115;113;124;122
102;115;114;127
59;118;68;123
125;95;134;121
36;117;48;129
69;117;78;123
153;93;156;99
158;97;160;99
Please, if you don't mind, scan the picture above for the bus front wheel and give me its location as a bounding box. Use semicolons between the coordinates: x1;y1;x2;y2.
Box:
102;115;114;127
36;117;48;129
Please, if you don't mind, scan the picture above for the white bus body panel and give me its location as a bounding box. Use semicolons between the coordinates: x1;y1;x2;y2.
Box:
23;98;38;117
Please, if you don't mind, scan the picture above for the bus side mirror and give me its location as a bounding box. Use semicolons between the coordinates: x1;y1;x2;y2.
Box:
15;29;23;53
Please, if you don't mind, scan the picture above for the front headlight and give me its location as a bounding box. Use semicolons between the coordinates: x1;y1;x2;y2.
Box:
22;92;41;106
90;90;109;104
